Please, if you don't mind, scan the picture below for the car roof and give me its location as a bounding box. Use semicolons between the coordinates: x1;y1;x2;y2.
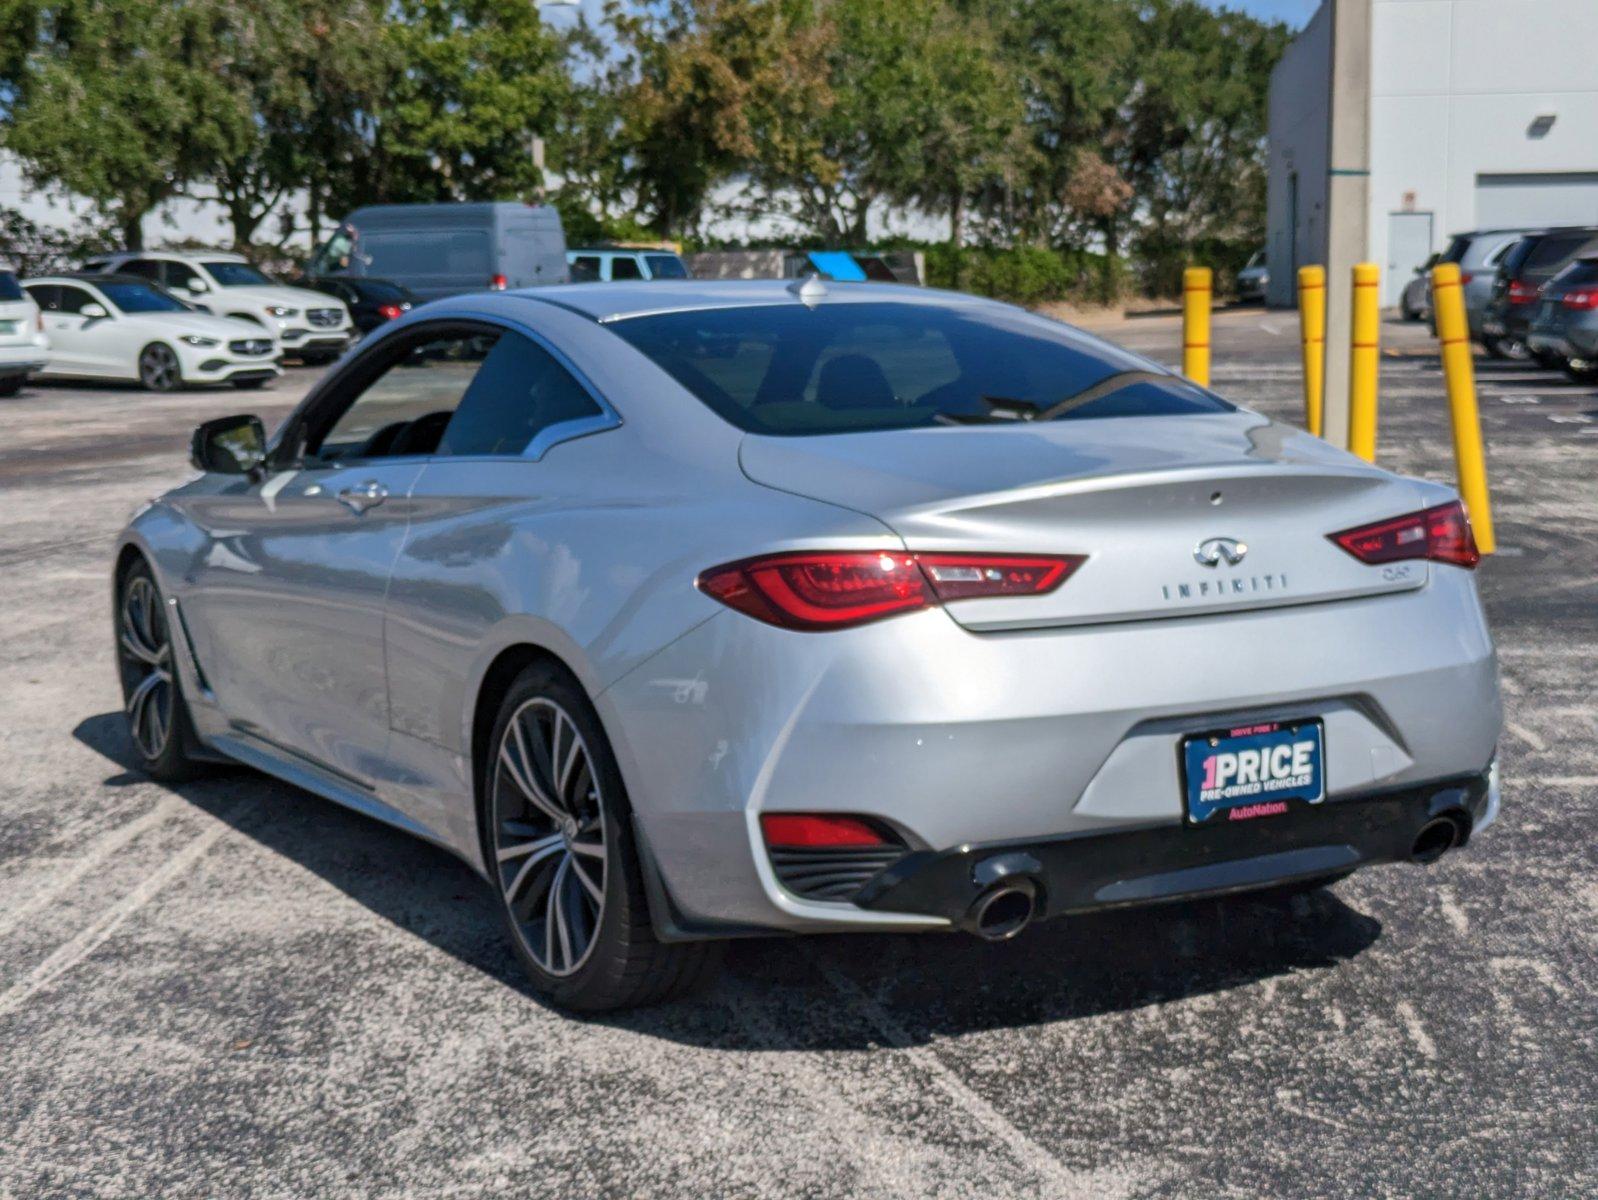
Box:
26;273;162;287
511;279;996;324
97;250;248;263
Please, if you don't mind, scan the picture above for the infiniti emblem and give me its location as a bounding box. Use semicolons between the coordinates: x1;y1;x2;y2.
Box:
1194;537;1248;567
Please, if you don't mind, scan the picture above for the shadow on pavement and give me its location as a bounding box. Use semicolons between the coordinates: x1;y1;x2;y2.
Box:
75;710;1383;1051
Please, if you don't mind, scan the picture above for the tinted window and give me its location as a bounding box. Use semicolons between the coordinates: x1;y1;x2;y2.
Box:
1523;233;1598;281
610;256;642;280
0;271;22;302
53;285;98;315
99;281;188;314
352;279;408;303
315;332;498;461
570;256;601;283
23;284;59;310
437;334;602;456
1552;259;1598;288
1500;238;1536;278
645;254;689;279
203;261;274;286
119;259;163;282
165;260;204;290
1441;236;1471;265
610;302;1229;436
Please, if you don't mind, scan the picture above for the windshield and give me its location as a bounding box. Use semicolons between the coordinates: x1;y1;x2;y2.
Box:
203;261;274;287
609;301;1230;436
99;281;189;314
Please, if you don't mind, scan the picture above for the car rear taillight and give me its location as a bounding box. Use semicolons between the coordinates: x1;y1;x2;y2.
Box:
377;303;405;320
1561;286;1598;311
697;550;1085;630
36;312;44;332
1329;500;1480;569
1507;279;1541;306
760;813;891;848
489;273;508;290
1459;272;1474;286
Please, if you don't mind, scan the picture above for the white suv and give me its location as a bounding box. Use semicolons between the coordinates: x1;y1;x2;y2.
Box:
83;252;354;364
0;268;51;396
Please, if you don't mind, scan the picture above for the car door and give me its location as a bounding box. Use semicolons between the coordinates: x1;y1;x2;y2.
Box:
35;283;120;376
377;327;614;845
180;323;501;784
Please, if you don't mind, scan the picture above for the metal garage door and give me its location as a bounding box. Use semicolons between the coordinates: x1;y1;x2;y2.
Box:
1476;173;1598;230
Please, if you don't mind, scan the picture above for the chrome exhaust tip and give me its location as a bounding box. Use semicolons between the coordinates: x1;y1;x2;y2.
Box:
1410;816;1463;864
969;885;1036;942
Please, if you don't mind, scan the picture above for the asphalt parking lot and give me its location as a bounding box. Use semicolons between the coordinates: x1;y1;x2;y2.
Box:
2;313;1594;1199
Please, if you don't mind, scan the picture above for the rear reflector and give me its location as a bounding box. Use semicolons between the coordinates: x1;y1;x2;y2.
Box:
378;303;405;320
697;551;1085;630
489;273;508;290
760;813;890;848
1507;279;1540;306
1329;500;1480;569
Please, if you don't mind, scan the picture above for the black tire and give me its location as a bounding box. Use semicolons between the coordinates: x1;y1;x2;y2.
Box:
483;662;721;1011
0;375;23;397
137;343;183;391
1532;348;1567;372
1482;334;1526;361
116;560;206;782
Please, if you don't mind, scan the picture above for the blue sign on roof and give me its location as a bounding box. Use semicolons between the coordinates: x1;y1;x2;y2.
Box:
806;251;867;282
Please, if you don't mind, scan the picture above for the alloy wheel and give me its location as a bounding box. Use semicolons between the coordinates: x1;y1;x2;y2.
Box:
139;345;180;391
119;576;174;760
492;698;607;977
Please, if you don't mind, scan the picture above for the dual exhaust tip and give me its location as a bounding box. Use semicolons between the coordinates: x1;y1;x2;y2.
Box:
964;812;1468;940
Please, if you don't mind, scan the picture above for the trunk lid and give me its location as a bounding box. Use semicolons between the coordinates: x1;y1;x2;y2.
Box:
739;413;1433;630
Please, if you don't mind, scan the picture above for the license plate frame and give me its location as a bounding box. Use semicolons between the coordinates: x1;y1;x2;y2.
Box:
1180;719;1326;826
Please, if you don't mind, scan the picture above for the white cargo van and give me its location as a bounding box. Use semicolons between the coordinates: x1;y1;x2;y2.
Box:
308;202;569;301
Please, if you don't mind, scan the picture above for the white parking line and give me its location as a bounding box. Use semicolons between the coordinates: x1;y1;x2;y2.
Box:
0;800;251;1020
813;954;1133;1200
0;796;183;941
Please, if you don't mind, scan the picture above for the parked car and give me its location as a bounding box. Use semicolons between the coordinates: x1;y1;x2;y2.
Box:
307;202;568;301
302;275;416;334
1480;227;1598;363
567;247;691;283
81;251;353;365
1235;249;1268;303
115;279;1502;1012
1433;229;1531;338
0;267;50;396
1400;253;1439;321
24;275;281;391
1526;255;1598;384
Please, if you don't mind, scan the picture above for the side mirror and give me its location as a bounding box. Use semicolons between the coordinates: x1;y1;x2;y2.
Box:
191;414;267;476
186;279;210;294
81;302;109;319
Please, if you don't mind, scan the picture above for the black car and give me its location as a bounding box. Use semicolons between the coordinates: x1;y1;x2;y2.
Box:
1480;226;1598;363
301;275;415;334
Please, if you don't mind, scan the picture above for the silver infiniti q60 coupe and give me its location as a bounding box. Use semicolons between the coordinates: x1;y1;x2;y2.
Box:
114;280;1503;1010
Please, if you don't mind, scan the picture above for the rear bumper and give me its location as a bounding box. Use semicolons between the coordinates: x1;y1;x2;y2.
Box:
856;769;1494;926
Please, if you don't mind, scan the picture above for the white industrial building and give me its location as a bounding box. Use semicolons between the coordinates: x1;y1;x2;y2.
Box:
1266;0;1598;308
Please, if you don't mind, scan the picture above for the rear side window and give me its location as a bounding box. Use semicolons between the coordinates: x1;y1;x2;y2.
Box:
0;271;22;301
645;254;690;279
436;334;601;457
570;255;601;283
609;301;1229;437
611;256;642;281
119;259;163;282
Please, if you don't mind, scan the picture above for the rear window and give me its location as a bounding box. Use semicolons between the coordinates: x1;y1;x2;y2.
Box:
1552;258;1598;288
608;301;1230;437
1441;236;1471;265
0;271;22;302
1521;233;1598;281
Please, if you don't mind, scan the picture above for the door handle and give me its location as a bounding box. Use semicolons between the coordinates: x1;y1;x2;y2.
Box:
336;480;388;514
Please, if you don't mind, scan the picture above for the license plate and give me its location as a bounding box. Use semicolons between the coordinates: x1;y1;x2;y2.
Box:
1181;720;1325;825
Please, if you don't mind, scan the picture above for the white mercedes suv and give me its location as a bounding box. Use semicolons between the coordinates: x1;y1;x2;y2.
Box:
83;252;354;364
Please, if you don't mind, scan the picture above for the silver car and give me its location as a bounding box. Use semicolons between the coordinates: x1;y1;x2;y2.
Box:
114;280;1503;1011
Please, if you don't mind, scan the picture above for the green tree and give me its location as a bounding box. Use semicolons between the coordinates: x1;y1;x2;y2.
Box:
0;0;240;249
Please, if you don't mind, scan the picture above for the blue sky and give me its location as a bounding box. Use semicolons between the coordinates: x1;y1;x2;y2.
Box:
1208;0;1320;28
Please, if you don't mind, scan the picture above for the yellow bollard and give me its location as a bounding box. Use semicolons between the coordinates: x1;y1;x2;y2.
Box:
1297;265;1326;436
1347;262;1381;461
1182;266;1212;388
1431;262;1496;554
